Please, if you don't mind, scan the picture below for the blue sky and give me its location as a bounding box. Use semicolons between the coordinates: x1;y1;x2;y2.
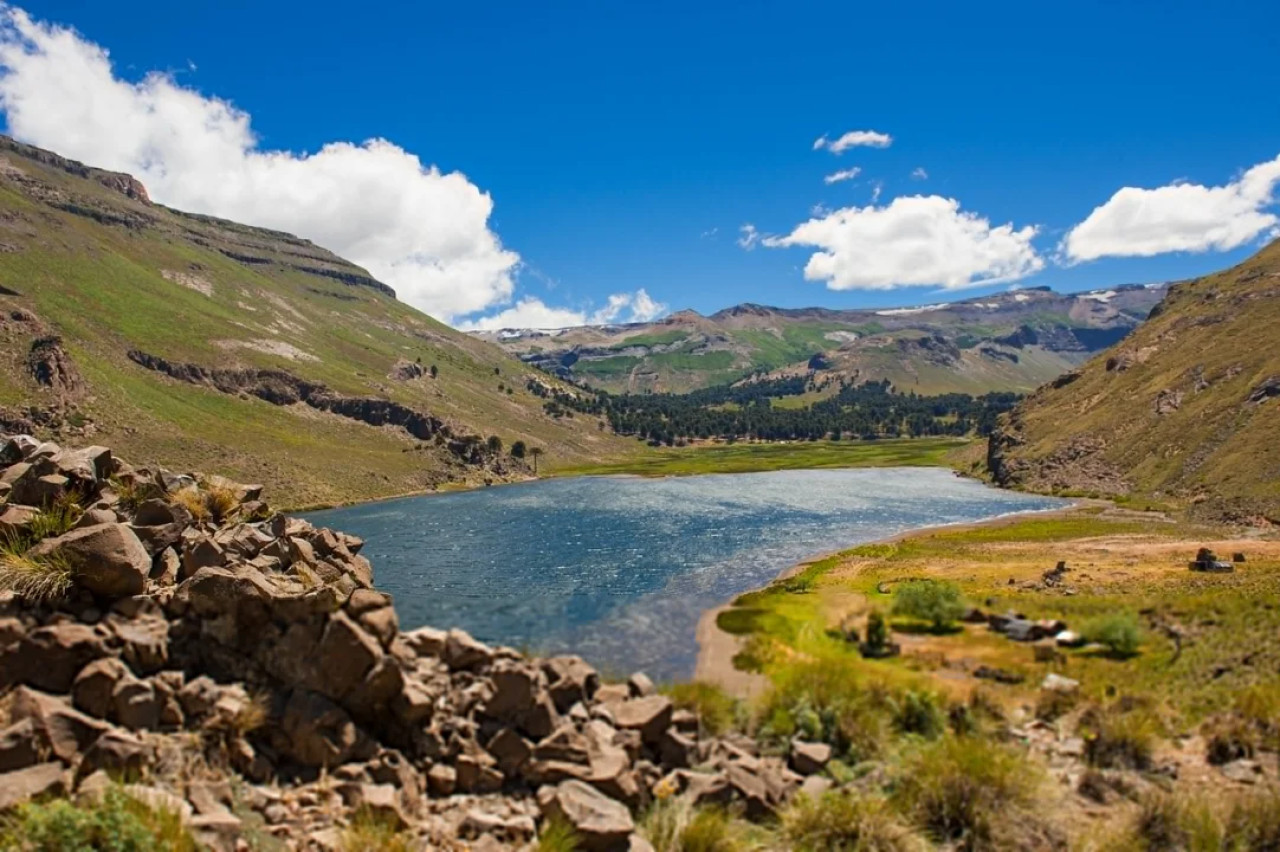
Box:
3;0;1279;327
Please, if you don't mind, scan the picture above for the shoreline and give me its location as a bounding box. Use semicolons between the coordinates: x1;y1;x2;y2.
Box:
692;499;1097;698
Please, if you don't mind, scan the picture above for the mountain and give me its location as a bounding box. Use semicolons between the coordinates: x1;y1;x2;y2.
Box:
989;238;1280;522
0;137;628;507
476;286;1166;395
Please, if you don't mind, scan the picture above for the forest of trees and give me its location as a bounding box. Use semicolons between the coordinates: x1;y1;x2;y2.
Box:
527;375;1020;446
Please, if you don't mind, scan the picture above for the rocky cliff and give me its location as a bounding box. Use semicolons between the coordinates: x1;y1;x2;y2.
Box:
0;436;822;850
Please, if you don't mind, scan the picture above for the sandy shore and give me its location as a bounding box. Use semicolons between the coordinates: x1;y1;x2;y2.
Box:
692;499;1102;698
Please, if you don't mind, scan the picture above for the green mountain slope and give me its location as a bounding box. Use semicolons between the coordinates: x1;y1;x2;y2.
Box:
478;287;1166;395
0;137;629;507
989;239;1280;522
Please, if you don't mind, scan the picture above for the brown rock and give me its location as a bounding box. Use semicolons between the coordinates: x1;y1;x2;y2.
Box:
72;657;129;719
19;622;107;693
610;696;673;745
488;727;534;776
543;655;600;711
112;677;161;731
11;686;110;762
402;626;447;658
79;729;149;778
357;606;399;649
538;780;635;852
30;524;150;598
0;718;41;772
0;762;66;812
444;628;494;671
789;740;832;775
627;673;656;698
317;611;383;699
427;763;457;795
280;689;375;768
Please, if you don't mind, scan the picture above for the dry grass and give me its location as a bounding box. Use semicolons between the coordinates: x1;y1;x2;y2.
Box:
339;809;414;852
0;548;73;605
782;791;926;852
171;487;211;522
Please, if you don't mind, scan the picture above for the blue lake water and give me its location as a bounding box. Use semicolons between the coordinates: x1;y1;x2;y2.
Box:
304;468;1065;680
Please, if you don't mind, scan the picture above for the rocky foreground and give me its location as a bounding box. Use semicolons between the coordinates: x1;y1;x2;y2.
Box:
0;437;822;850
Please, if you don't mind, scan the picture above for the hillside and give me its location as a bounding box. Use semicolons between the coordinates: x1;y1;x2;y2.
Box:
989;238;1280;522
0;137;629;507
478;287;1165;395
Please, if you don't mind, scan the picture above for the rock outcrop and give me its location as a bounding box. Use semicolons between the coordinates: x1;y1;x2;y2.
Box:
0;436;803;849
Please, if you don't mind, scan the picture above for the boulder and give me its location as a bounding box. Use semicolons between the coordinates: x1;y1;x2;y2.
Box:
427;763;457;796
280;689;375;768
10;686;111;762
0;504;38;538
543;655;600;711
627;672;656;698
402;626;447;658
78;729;149;778
19;623;107;693
30;524;150;598
72;657;129;719
112;677;162;731
789;740;832;775
538;780;635;852
0;762;66;812
316;611;384;699
0;718;41;772
444;628;494;671
610;696;673;745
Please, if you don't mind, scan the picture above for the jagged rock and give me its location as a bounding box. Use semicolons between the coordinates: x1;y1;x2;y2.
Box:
538;779;635;851
189;813;244;852
428;763;457;795
0;503;37;537
444;627;494;670
609;696;673;745
110;615;170;674
543;655;600;711
488;727;534;776
30;523;150;598
627;672;656;698
112;677;161;731
18;623;107;693
10;686;111;763
789;740;832;775
79;728;149;778
280;689;375;768
72;657;129;719
0;718;41;772
0;762;67;812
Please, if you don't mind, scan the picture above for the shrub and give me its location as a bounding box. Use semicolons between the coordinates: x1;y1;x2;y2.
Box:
1130;792;1222;852
1203;714;1258;765
537;814;581;852
863;610;889;655
892;690;945;739
0;786;197;851
891;581;965;632
782;791;925;852
511;440;528;459
665;682;738;736
892;736;1037;845
1224;788;1280;851
0;548;73;605
1080;704;1158;770
341;808;414;852
1082;611;1143;658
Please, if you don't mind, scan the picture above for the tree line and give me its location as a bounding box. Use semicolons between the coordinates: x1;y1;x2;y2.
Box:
527;375;1019;446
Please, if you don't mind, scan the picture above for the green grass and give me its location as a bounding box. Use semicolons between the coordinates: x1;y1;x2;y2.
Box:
557;437;970;477
0;786;197;851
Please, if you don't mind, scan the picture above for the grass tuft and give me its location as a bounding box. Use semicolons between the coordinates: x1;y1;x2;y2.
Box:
537;813;582;852
664;682;739;736
782;790;925;852
0;785;197;851
0;546;73;605
340;808;413;852
1080;703;1159;771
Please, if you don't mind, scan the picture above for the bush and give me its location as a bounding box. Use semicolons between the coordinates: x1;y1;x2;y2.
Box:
782;791;925;852
1080;704;1159;770
891;581;965;632
511;440;528;459
892;690;945;739
1130;792;1222;852
341;808;415;852
0;786;197;851
892;736;1037;845
863;610;890;655
1082;611;1143;658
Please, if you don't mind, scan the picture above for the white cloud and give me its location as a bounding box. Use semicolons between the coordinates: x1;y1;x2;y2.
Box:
813;130;892;154
0;7;520;323
763;195;1044;291
870;180;884;203
823;167;861;185
457;289;667;331
737;224;760;250
1063;155;1280;262
911;167;928;180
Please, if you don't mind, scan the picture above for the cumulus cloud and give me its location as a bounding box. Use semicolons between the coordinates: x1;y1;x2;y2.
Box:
813;130;892;154
737;224;761;250
762;195;1043;291
911;167;928;180
457;289;667;331
0;6;522;323
1063;155;1280;262
823;167;861;185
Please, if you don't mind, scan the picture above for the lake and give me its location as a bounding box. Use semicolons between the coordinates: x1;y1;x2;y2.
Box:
304;468;1065;680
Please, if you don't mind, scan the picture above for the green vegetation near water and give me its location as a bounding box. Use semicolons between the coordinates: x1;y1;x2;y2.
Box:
556;436;969;478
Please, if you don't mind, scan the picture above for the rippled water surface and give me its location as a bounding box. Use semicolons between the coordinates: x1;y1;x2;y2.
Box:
305;468;1064;679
